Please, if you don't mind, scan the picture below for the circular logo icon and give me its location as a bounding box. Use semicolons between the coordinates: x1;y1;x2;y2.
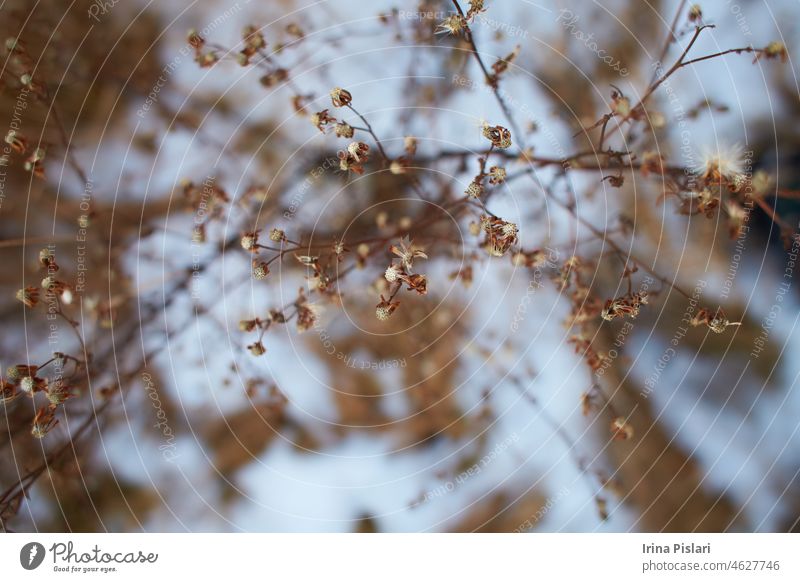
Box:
20;542;46;570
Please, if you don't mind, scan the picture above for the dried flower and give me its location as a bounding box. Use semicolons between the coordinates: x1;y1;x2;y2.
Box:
334;122;354;138
16;286;39;308
375;295;400;321
488;166;507;184
46;382;74;406
330;87;352;107
762;41;788;62
465;180;484;198
466;0;486;20
268;309;286;323
241;230;260;252
611;93;631;117
269;228;285;242
39;247;57;269
688;5;703;22
6;365;37;383
404;136;418;156
390;237;428;270
31;406;58;438
481;215;518;257
611;417;634;440
252;260;270;280
385;264;402;282
20;376;35;394
295;290;320;332
24;147;45;178
310;109;335;132
436;14;467;36
690;307;741;333
339;143;370;174
247;341;267;356
242;25;266;54
347;141;370;162
5;129;27;153
601;292;648;321
239;319;258;332
699;143;745;183
401;273;428;295
482;124;512;149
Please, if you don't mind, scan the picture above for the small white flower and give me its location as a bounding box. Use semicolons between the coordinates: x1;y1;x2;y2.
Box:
20;376;35;393
698;143;746;180
385;265;401;282
501;222;518;238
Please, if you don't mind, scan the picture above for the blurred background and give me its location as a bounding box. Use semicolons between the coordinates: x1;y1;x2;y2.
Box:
1;0;799;532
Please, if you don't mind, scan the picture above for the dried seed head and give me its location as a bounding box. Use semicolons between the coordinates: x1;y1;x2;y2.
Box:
689;307;741;333
482;124;512;149
247;341;267;356
334;122;354;138
347;141;370;162
488;166;507;184
31;406;58;438
688;4;703;22
310;109;335;132
481;215;519;257
436;14;467;36
5;129;27;153
390;237;428;270
252;261;270;280
403;273;428;295
465;180;484;198
375;295;400;321
39;247;57;269
16;286;39;308
239;319;258;332
242;25;266;53
46;382;73;406
269;228;285;242
466;0;486;20
404;136;418;156
763;41;789;62
241;231;259;251
330;87;352;108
